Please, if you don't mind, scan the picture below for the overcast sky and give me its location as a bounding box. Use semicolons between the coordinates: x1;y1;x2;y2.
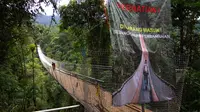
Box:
41;0;70;16
40;0;110;16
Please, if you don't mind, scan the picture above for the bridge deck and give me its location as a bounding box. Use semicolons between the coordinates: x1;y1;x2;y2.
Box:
37;46;152;112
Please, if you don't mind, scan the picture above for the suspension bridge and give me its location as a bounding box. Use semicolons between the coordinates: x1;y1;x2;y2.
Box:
37;45;152;112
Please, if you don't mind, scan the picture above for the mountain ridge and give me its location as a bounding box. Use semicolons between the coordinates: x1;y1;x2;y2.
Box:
36;15;60;25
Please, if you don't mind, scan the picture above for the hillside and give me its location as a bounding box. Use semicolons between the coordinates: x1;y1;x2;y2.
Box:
36;15;60;25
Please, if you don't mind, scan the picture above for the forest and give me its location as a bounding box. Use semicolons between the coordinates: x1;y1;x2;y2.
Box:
0;0;200;112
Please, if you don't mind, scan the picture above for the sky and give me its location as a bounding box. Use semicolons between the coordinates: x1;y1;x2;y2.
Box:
41;0;70;16
41;0;107;16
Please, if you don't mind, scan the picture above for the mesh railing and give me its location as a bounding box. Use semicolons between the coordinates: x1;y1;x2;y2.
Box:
38;45;153;112
38;44;189;112
38;46;117;92
57;51;117;92
146;53;189;112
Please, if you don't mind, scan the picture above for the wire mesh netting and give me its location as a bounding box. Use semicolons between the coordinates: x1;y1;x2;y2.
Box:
36;0;189;111
38;46;154;112
38;43;189;112
39;45;116;90
146;53;188;112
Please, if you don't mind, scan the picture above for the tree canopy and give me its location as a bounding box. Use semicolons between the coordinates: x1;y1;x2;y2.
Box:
0;0;200;111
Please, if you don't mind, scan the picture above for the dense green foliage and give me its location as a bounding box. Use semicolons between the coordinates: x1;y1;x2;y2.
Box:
0;24;81;111
171;0;200;111
172;0;200;63
181;69;200;111
0;0;81;111
0;0;200;111
59;0;111;80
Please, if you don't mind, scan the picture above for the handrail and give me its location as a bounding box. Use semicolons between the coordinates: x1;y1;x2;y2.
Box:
37;45;152;112
34;105;80;112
